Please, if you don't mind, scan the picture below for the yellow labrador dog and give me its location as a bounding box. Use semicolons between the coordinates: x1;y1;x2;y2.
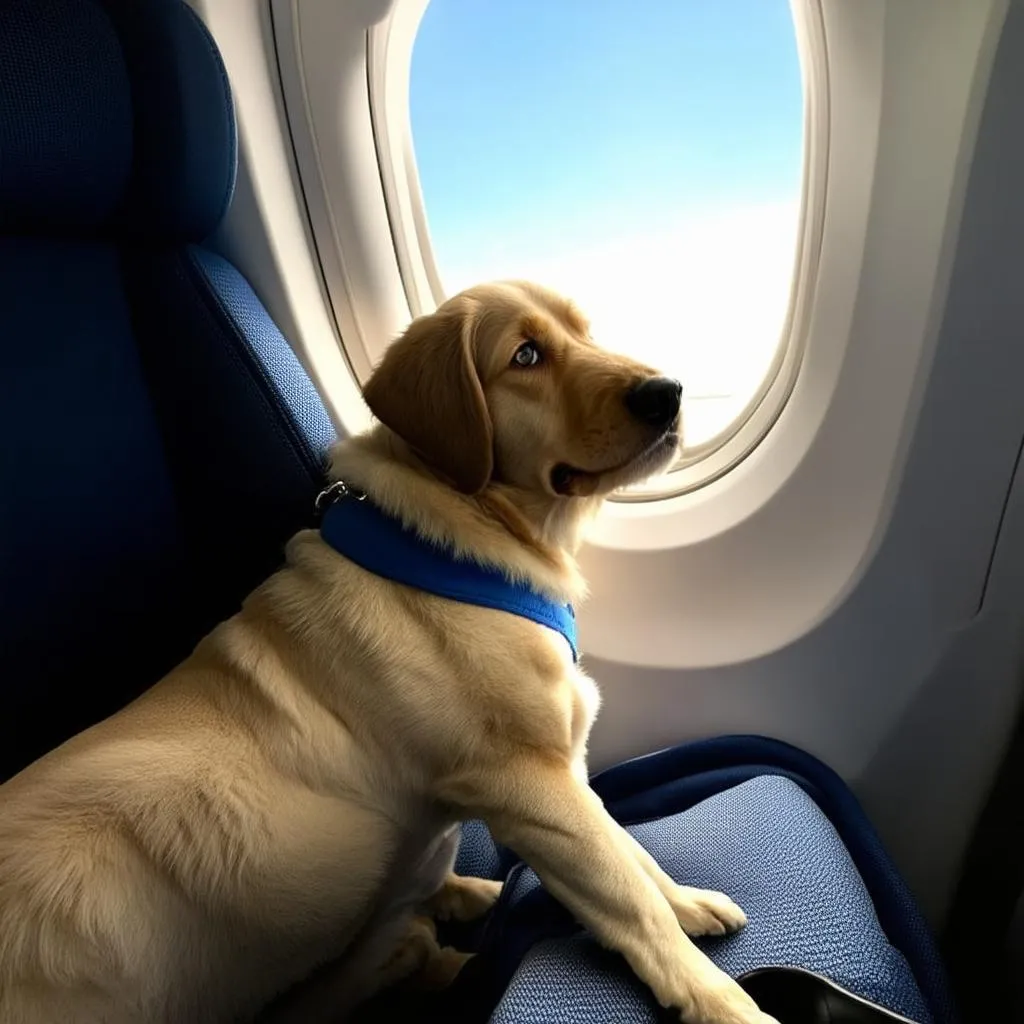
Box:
0;281;778;1024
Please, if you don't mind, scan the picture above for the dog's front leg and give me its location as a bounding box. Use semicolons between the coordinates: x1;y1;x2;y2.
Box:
446;758;779;1024
621;831;752;939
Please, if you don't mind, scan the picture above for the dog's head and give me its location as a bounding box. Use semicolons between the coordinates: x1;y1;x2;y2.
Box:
362;281;682;498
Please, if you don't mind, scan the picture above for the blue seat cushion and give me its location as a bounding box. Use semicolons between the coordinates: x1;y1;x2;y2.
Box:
484;776;931;1023
404;736;954;1024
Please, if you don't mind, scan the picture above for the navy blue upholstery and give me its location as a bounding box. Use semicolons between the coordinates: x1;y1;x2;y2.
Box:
488;777;931;1023
0;0;335;782
0;0;132;231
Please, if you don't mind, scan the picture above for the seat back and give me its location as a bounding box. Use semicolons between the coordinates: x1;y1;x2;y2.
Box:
0;0;336;780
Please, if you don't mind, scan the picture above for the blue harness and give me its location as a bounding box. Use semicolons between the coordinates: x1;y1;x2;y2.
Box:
317;482;578;661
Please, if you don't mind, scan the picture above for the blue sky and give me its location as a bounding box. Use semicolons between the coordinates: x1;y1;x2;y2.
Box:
411;0;803;266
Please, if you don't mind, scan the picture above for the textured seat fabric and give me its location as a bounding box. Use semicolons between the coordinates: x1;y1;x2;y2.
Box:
0;0;335;782
432;737;955;1024
487;776;931;1023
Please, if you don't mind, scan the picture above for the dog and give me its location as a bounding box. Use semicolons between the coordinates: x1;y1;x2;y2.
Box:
0;280;779;1024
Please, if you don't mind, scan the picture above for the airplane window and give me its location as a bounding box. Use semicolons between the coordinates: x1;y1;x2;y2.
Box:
409;0;805;479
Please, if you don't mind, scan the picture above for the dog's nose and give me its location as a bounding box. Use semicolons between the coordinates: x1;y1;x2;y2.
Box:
624;377;683;428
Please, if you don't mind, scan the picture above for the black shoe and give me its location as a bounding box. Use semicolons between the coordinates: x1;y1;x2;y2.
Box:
739;966;924;1023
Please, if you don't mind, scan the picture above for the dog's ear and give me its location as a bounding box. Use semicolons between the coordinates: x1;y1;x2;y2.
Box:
362;300;494;494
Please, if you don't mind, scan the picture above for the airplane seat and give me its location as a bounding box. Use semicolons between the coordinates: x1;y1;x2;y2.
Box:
0;0;336;783
0;2;956;1023
433;737;958;1024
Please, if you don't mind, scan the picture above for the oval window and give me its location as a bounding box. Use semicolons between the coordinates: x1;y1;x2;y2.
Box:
410;0;805;466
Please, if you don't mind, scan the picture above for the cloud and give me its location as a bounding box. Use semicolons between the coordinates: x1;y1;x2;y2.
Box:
440;199;801;446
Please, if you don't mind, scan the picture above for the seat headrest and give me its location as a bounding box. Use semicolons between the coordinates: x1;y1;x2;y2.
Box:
0;0;236;240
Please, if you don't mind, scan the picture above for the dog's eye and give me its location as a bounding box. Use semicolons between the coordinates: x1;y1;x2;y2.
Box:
512;341;542;368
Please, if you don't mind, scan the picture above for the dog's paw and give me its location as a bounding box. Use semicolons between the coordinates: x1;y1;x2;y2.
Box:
675;976;780;1024
415;947;475;991
427;875;503;922
376;917;474;993
667;886;748;937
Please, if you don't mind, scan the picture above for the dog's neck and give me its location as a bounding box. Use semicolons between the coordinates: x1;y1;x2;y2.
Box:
327;427;597;604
